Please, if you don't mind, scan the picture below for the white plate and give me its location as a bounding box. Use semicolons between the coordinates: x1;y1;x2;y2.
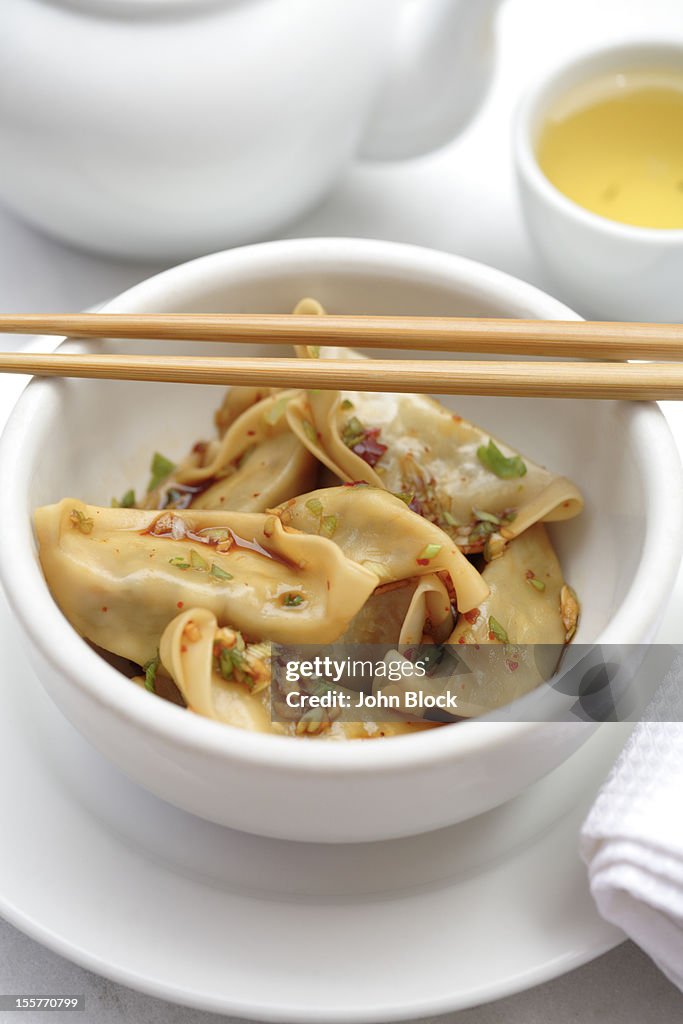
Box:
1;350;680;1021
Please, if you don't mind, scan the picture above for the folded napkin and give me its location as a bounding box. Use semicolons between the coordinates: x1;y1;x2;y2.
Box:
581;658;683;990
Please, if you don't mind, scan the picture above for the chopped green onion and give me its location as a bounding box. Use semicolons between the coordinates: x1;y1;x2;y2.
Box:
263;397;289;425
470;521;496;541
169;556;190;569
393;491;414;505
143;653;160;693
442;510;459;526
308;345;320;358
217;644;246;681
341;416;366;448
418;543;442;561
69;508;94;534
210;563;233;581
477;440;527;480
528;577;546;592
112;489;136;509
305;498;324;518
190;549;209;572
488;616;509;643
321;514;338;538
341;398;354;410
147;452;176;492
472;507;502;525
283;593;304;607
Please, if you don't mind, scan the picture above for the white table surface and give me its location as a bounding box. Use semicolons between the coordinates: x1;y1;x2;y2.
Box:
2;0;683;1020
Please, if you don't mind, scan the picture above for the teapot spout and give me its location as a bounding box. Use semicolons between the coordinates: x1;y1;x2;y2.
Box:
359;0;503;161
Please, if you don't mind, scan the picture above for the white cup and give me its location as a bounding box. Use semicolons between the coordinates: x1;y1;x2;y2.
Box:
514;42;683;323
0;0;501;260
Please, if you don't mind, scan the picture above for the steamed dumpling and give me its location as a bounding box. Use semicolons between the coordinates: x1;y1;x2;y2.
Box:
287;388;583;553
274;485;489;611
341;572;454;646
160;606;437;740
159;607;274;731
34;500;379;665
449;523;569;646
443;524;573;715
145;390;317;514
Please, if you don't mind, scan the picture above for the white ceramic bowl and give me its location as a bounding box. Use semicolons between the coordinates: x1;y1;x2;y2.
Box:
0;238;680;843
515;42;683;322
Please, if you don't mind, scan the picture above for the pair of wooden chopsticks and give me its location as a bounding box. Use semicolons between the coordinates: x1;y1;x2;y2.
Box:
1;313;683;400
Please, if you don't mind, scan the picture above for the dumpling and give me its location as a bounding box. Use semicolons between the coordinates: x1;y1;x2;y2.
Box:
159;607;274;732
161;607;437;740
145;389;317;513
34;500;379;666
444;523;575;715
449;523;571;647
287;388;583;555
273;485;489;611
341;573;454;646
214;386;275;437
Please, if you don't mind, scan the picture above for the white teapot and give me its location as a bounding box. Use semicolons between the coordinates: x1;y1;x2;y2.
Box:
0;0;502;259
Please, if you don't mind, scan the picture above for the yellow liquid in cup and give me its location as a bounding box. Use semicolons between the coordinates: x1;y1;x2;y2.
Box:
537;70;683;229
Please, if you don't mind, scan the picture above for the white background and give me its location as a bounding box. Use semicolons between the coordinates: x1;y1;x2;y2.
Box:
2;0;683;1020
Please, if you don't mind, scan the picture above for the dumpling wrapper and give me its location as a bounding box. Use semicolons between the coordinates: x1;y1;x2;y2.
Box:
341;573;454;646
162;607;437;740
287;388;583;544
444;523;568;715
190;432;317;512
34;500;379;666
274;485;489;612
160;607;273;732
215;386;276;437
145;389;317;514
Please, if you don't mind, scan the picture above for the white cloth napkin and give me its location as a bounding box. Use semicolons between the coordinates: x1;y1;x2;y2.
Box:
581;659;683;990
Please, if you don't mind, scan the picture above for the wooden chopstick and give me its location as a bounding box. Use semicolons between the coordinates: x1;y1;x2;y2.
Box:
2;352;683;400
0;313;682;360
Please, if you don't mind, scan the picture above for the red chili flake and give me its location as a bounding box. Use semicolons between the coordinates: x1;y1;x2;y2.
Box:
181;645;188;653
247;430;256;437
488;631;496;641
464;608;480;624
101;606;108;613
506;659;519;672
342;480;370;488
192;442;208;455
416;558;430;566
525;569;535;579
177;601;184;609
452;415;462;422
351;428;388;468
458;636;466;644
